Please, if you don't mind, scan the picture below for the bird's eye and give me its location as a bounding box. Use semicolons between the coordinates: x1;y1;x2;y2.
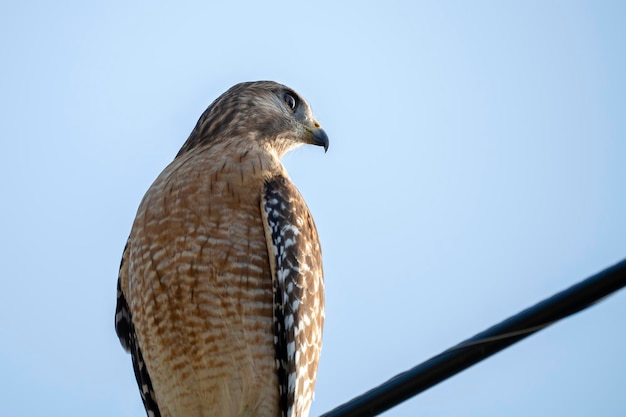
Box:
283;93;297;111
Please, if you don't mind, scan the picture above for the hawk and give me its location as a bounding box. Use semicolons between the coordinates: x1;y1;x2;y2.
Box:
115;81;327;417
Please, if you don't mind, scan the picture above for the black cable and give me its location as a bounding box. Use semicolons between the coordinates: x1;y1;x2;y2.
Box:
319;258;626;417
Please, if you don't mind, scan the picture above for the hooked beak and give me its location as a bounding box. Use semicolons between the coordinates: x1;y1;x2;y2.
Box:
309;126;329;153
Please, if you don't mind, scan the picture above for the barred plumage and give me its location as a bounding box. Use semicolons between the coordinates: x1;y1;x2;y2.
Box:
115;81;327;417
263;176;324;417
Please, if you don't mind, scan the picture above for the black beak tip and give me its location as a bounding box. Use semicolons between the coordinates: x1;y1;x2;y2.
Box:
312;128;329;153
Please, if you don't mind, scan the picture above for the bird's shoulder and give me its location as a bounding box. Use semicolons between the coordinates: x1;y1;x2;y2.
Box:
126;141;286;228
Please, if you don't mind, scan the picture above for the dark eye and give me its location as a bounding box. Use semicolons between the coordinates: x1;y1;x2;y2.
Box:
283;92;297;111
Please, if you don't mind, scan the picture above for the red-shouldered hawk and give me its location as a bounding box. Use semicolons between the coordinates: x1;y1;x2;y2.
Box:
115;81;327;417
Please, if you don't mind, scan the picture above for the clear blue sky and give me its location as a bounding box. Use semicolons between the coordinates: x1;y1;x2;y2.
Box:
1;1;625;416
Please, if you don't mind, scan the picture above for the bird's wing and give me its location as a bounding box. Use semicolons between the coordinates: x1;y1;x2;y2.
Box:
115;240;163;417
262;175;325;417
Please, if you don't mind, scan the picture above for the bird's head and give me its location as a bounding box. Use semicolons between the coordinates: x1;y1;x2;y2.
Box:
177;81;328;158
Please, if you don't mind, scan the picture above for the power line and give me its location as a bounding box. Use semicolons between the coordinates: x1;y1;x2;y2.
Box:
319;258;626;417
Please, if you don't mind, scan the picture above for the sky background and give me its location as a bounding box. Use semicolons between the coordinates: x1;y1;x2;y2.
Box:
1;1;625;416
